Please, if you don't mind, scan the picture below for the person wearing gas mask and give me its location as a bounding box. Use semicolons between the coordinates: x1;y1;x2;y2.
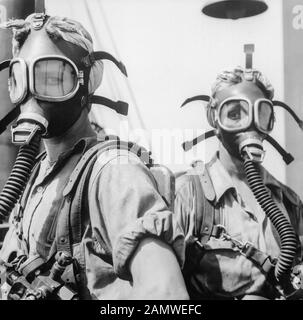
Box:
0;13;188;300
175;66;303;300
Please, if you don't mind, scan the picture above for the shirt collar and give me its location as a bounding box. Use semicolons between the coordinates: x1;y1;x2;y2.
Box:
36;134;98;163
206;152;285;204
206;152;236;204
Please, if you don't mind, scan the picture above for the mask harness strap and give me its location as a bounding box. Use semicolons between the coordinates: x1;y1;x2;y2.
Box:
89;95;128;116
181;95;210;107
81;51;129;116
0;106;20;136
82;51;128;77
0;59;10;71
264;135;294;165
182;130;216;151
273;100;303;130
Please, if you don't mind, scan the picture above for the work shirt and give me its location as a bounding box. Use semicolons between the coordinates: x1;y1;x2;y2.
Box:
175;153;303;299
0;135;184;299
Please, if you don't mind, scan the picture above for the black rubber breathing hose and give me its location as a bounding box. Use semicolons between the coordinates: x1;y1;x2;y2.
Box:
243;158;298;284
0;134;41;222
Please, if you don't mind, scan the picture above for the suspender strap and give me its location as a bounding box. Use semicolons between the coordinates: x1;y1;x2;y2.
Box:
190;160;219;245
53;137;152;257
68;151;98;247
18;153;46;220
63;138;152;197
240;242;276;274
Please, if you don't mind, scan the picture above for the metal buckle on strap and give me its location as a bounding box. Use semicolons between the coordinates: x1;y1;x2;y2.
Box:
222;233;256;256
212;224;227;239
17;255;45;278
82;53;95;68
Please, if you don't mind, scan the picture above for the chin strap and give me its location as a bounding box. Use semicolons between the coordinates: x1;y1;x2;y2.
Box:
89;95;128;116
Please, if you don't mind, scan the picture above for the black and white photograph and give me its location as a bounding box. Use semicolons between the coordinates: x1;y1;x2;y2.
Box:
0;0;302;312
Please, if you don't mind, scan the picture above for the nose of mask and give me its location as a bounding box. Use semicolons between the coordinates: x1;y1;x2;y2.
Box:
11;98;49;145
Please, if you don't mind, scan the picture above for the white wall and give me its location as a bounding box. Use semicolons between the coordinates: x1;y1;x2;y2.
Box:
46;0;286;182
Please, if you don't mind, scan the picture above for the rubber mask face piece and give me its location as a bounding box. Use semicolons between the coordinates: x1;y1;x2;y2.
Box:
214;81;273;163
10;28;86;143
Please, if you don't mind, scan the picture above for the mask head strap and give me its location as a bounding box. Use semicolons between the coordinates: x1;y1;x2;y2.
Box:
0;106;20;136
0;60;10;72
82;51;128;77
89;95;128;116
180;95;210;108
264;135;294;165
182;130;216;151
273;100;303;130
243;43;255;81
35;0;46;14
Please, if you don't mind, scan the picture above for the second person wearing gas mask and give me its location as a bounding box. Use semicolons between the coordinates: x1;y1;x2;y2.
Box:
175;67;303;300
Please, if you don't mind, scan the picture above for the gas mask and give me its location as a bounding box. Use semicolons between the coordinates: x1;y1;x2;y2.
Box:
181;45;302;165
0;13;129;145
9;54;88;142
0;13;128;224
210;82;275;162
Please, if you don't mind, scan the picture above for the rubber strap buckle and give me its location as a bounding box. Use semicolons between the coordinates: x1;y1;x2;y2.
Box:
82;53;95;68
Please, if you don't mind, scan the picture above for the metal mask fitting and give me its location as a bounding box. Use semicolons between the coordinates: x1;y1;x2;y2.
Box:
239;134;265;163
11;113;48;145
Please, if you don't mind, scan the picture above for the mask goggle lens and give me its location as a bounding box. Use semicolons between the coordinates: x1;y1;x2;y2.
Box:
219;99;250;131
218;98;274;134
32;57;79;101
255;100;274;133
8;56;82;104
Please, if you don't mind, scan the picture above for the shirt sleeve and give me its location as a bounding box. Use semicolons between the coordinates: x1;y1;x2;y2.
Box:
88;149;185;281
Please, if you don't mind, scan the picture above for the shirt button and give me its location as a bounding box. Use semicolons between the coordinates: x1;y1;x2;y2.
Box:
37;186;44;193
59;237;67;244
